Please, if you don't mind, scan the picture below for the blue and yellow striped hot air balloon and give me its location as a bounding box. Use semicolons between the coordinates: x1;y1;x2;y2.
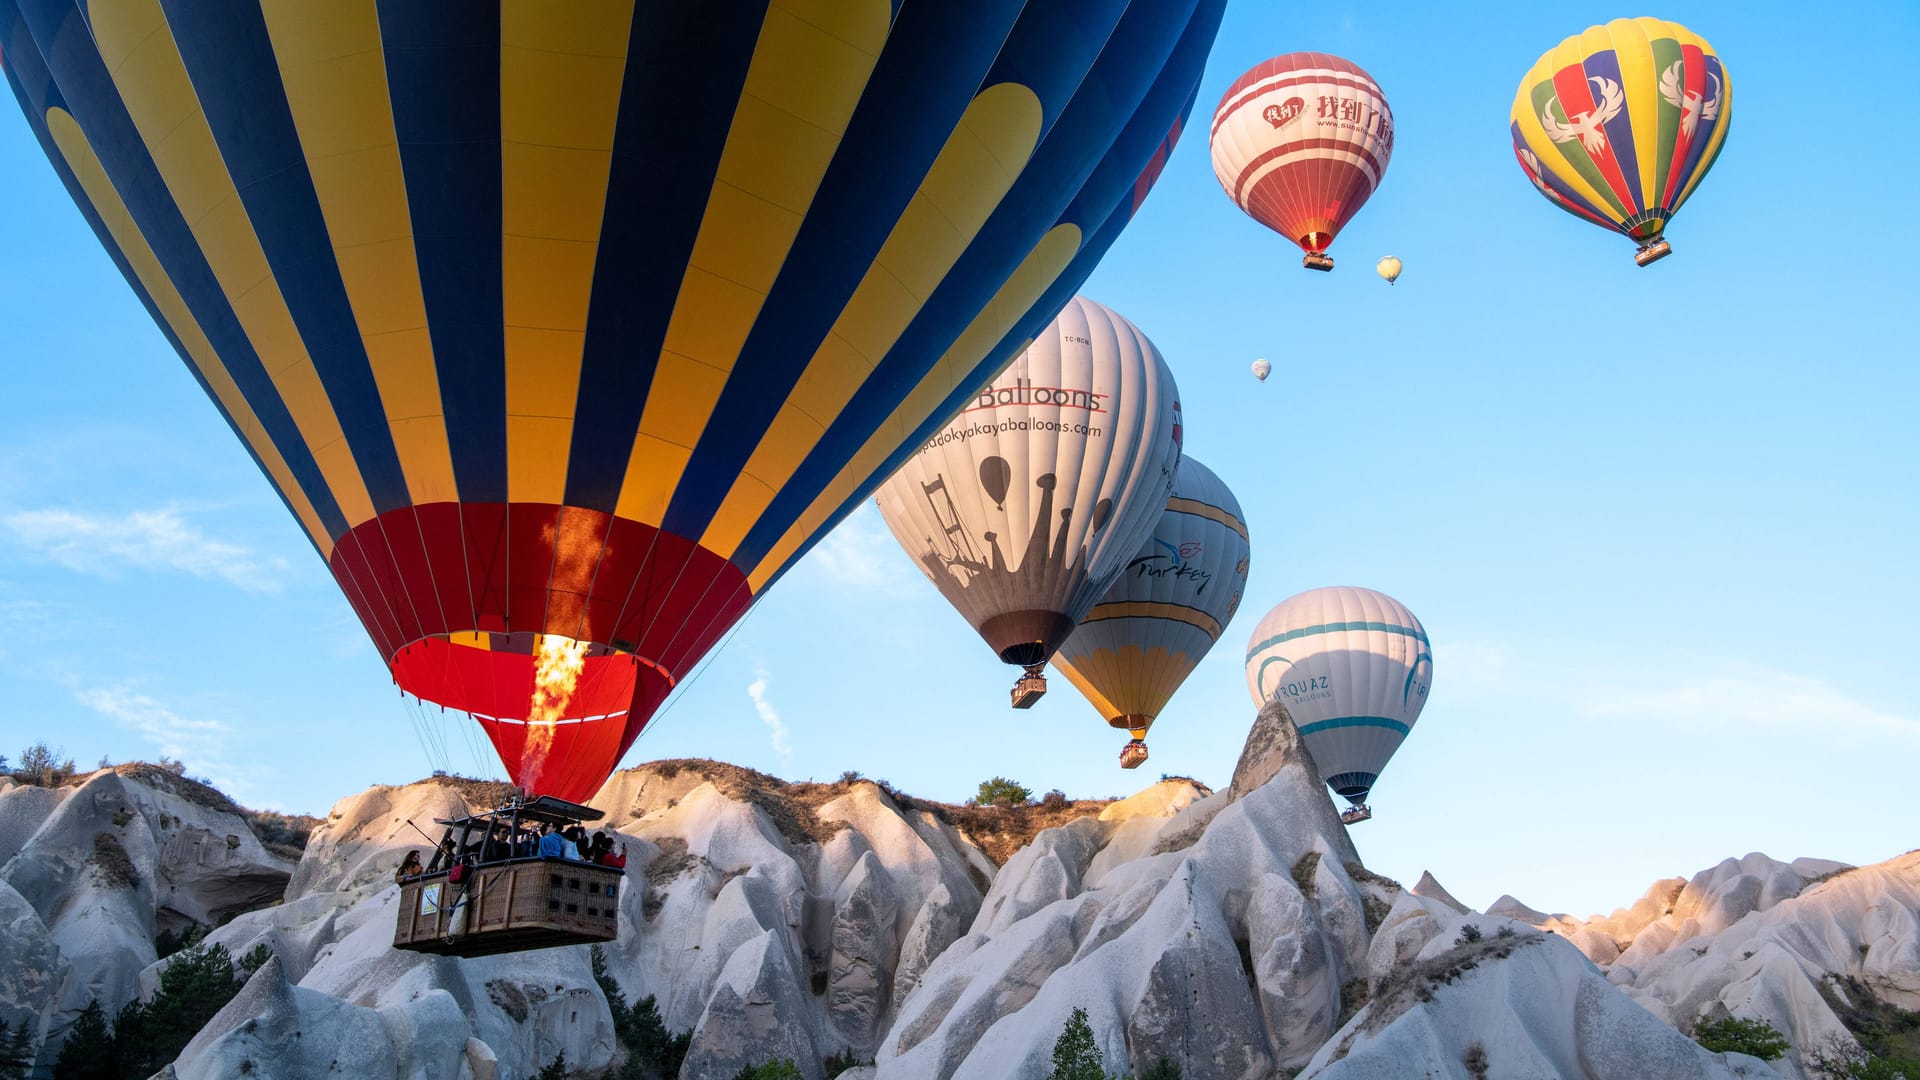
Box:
1;0;1225;801
1510;17;1731;266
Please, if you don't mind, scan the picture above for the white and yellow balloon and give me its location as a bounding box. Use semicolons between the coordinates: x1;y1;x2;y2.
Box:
1244;586;1432;812
1053;456;1251;768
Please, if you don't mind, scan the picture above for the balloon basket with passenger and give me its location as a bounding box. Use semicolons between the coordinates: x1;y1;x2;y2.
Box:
1011;665;1049;710
1633;238;1673;267
1339;803;1373;825
393;793;623;958
1118;739;1150;770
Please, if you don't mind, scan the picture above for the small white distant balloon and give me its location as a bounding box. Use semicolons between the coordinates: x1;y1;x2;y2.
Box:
1251;358;1272;381
1376;255;1402;284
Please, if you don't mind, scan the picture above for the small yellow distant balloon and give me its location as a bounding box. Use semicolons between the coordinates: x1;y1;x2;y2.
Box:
1376;256;1402;284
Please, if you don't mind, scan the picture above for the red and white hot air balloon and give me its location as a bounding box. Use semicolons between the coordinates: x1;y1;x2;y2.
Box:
1210;53;1395;271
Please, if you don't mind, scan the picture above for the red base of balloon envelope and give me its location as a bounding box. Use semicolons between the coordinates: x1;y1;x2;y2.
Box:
329;502;751;802
390;637;674;804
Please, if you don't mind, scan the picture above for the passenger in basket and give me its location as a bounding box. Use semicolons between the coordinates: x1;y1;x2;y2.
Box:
537;822;567;859
394;849;423;885
592;832;628;870
561;826;586;861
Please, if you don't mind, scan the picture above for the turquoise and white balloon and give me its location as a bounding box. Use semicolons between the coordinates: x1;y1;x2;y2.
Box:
1244;586;1432;808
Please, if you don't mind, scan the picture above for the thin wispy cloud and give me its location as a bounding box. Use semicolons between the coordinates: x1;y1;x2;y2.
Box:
1586;666;1919;740
75;686;229;761
71;684;278;807
1439;636;1917;744
746;664;793;763
802;504;919;595
2;507;287;593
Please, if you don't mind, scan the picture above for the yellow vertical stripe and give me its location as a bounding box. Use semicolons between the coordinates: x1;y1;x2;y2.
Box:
258;0;459;506
698;83;1044;558
612;0;891;525
92;0;379;528
1607;18;1660;213
47;110;333;556
1051;654;1121;722
745;222;1082;591
500;1;634;505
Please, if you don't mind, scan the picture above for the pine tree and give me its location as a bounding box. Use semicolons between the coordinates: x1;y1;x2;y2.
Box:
1051;1007;1106;1080
591;944;690;1080
0;1016;35;1080
50;1001;114;1080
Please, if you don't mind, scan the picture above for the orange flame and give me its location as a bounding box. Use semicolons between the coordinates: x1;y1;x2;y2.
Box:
522;633;589;783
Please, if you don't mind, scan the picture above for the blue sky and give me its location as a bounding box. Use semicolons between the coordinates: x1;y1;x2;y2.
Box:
2;2;1915;919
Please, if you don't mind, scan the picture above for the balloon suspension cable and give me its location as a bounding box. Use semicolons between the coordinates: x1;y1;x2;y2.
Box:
629;605;761;748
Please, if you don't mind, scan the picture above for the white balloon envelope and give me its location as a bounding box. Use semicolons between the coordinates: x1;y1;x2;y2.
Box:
1244;585;1432;807
1251;358;1272;381
878;296;1183;706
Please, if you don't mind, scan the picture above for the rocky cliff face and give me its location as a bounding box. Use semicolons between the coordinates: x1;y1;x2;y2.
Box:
0;765;294;1072
1;714;1915;1080
1495;851;1920;1080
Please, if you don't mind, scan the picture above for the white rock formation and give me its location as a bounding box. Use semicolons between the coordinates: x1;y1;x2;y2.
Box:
586;762;1004;1074
1412;871;1471;915
163;955;477;1080
1602;852;1920;1080
878;700;1374;1079
0;878;66;1061
0;766;294;1071
5;727;1915;1080
1302;930;1778;1078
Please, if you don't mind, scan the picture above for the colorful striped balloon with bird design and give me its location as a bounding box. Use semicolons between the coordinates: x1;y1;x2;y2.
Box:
1510;17;1731;266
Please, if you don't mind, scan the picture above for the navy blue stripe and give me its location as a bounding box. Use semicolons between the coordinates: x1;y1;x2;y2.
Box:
980;0;1131;135
730;0;1197;573
658;0;1028;539
755;0;1222;589
561;0;770;514
11;0;349;540
4;29;320;558
1325;772;1377;798
161;0;412;516
378;1;505;505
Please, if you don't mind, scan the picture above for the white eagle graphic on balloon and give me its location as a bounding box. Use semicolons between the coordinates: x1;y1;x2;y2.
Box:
1658;61;1724;136
1541;76;1625;155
